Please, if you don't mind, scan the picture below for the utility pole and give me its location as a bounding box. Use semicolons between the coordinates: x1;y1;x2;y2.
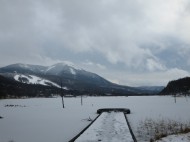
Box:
81;95;83;106
60;79;64;108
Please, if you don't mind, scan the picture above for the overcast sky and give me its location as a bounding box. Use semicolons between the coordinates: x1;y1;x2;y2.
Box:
0;0;190;86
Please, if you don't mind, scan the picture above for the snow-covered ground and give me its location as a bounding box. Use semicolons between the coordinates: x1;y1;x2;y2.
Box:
156;132;190;142
75;112;133;142
0;96;190;142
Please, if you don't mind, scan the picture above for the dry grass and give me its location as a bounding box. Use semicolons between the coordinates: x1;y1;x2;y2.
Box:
137;118;190;142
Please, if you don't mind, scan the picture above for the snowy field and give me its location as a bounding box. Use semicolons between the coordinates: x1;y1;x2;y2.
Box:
156;132;190;142
0;96;190;142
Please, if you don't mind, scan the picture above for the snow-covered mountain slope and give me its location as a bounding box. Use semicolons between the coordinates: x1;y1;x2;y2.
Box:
14;74;61;88
0;63;84;76
44;63;80;76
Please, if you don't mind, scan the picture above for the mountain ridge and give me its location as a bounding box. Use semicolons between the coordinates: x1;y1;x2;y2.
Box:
160;77;190;95
0;63;163;97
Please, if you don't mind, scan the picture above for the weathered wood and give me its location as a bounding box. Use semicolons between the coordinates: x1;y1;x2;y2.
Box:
69;108;134;142
124;114;137;142
69;114;101;142
97;108;130;114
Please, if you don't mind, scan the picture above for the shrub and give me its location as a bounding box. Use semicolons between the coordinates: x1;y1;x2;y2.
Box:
136;118;190;142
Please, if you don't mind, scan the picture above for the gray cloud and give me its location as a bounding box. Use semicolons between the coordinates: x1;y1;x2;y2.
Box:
0;0;190;86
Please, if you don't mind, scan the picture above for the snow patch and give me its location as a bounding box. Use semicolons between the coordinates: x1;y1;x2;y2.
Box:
45;65;55;73
62;86;69;90
156;132;190;142
52;62;82;71
70;68;76;75
18;63;29;68
61;61;83;70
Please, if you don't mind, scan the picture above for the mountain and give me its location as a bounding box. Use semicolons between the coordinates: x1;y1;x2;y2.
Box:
0;63;162;97
0;74;60;99
14;74;61;88
44;63;111;88
160;77;190;95
0;63;112;90
136;86;165;94
0;63;46;74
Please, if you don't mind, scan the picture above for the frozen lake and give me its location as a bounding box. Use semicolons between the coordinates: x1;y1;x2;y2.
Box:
0;96;190;142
